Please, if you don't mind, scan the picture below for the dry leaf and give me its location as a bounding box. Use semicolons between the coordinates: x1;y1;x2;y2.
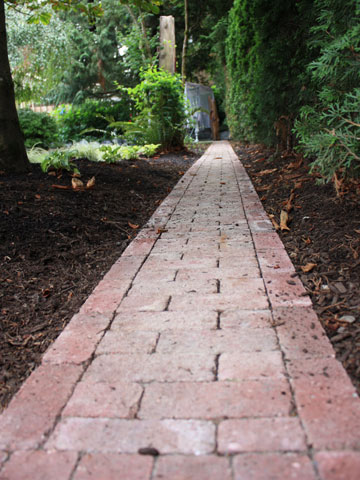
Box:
72;178;84;190
52;184;70;190
157;227;168;234
301;263;317;273
284;192;295;212
86;176;96;189
280;210;291;231
258;168;277;176
35;194;41;199
269;214;280;231
128;222;139;229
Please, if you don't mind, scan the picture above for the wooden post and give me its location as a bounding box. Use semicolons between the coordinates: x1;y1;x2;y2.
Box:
159;16;175;74
209;96;220;140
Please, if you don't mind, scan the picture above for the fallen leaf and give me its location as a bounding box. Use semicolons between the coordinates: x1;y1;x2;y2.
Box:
280;210;291;231
258;168;277;176
157;227;168;234
48;171;56;176
17;201;23;205
86;176;96;189
72;178;84;190
52;185;71;190
35;194;41;199
269;214;280;231
178;171;185;175
128;222;139;229
284;192;295;212
301;263;317;273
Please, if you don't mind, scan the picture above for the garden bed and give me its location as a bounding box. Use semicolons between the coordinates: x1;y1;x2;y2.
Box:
234;143;360;393
0;150;200;410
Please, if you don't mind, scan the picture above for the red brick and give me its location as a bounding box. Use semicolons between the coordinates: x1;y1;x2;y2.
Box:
132;268;177;284
315;451;360;480
274;307;334;358
0;363;82;450
248;219;274;233
139;380;292;419
220;309;272;329
233;453;317;480
169;293;269;311
219;351;285;380
129;278;217;295
122;238;156;257
257;249;295;273
119;294;170;312
292;386;360;450
0;450;77;480
264;275;312;307
79;287;126;315
153;455;232;480
286;355;356;394
73;454;153;480
47;418;215;454
218;417;307;453
43;313;110;365
252;232;285;250
176;265;261;282
157;329;277;354
220;277;265;294
63;381;143;418
96;330;159;354
112;311;218;331
219;256;259;270
82;353;215;383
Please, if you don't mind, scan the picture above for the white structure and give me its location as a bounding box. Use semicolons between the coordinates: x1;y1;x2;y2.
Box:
185;82;215;140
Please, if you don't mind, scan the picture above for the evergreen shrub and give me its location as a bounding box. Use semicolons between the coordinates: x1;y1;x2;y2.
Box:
18;108;58;149
54;98;131;143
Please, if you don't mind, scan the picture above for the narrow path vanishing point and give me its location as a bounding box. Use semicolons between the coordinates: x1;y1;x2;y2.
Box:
0;141;360;480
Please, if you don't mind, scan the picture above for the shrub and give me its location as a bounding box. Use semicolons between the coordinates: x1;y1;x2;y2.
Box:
120;67;187;150
18;108;58;149
294;0;360;181
41;150;80;175
53;98;131;143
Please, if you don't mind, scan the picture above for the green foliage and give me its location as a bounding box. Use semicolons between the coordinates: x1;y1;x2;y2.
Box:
40;150;80;174
121;67;187;149
53;99;131;143
226;0;315;145
5;6;72;103
99;143;160;162
18;108;58;149
294;0;360;181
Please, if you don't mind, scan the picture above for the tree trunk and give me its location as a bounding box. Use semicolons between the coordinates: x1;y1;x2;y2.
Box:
181;0;188;84
0;0;30;173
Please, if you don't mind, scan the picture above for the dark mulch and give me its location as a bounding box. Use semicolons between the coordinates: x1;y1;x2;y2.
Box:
0;149;201;411
234;143;360;393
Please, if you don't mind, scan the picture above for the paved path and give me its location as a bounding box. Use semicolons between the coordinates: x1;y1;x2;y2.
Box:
1;142;360;480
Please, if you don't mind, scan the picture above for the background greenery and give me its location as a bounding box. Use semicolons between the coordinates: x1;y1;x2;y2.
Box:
6;0;360;181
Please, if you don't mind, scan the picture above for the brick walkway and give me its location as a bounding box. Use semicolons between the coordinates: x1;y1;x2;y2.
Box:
1;141;360;479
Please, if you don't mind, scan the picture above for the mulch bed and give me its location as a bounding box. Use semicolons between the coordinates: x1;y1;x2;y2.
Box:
234;143;360;393
0;149;201;411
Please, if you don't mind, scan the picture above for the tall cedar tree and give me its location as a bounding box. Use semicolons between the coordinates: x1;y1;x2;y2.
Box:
226;0;315;147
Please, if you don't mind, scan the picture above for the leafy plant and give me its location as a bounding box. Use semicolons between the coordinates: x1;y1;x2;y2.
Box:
99;143;159;163
53;98;131;143
294;0;360;181
41;150;80;174
119;67;188;149
18;108;58;149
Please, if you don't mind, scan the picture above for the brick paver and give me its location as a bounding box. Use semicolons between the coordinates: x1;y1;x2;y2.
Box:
1;141;360;479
